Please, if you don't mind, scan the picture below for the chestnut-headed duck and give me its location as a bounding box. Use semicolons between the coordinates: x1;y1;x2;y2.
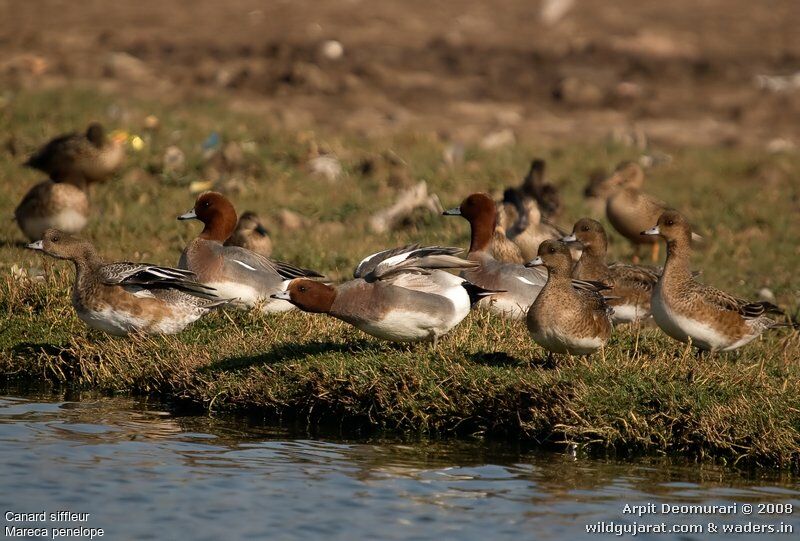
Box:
526;240;613;356
178;192;322;312
273;245;494;345
224;211;273;257
443;193;547;320
563;218;658;324
27;229;227;336
15;180;89;241
642;210;785;352
25;122;126;185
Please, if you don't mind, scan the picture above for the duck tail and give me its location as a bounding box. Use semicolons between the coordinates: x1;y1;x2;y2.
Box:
461;281;505;306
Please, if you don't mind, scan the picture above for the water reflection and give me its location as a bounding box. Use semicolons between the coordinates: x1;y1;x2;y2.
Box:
0;391;797;541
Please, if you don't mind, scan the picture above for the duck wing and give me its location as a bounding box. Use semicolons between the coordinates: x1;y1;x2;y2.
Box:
99;263;219;298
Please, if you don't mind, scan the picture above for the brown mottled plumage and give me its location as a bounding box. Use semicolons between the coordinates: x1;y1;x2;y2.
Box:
25;122;125;185
224;211;273;257
14;180;89;241
564;218;658;323
644;210;785;352
26;229;226;336
526;240;612;356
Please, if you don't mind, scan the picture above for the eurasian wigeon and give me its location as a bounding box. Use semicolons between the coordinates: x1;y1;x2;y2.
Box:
15;180;89;241
500;187;562;261
224;211;273;257
27;229;227;336
642;210;786;352
25;122;126;186
526;240;613;356
492;207;526;264
443;193;547;320
596;161;669;262
272;245;494;345
178;191;322;312
563;218;658;324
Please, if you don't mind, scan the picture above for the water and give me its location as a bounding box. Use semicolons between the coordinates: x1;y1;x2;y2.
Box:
0;391;797;540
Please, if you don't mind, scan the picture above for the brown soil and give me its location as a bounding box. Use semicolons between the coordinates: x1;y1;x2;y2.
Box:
1;0;799;146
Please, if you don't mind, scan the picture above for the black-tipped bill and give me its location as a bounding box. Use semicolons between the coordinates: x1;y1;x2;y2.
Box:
442;207;461;216
641;226;660;236
525;256;544;267
26;240;44;250
178;209;197;221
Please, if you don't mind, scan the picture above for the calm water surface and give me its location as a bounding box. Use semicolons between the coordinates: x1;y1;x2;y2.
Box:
0;390;797;540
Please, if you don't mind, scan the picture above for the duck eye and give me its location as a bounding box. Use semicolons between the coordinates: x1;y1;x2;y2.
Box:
549;247;556;253
202;201;211;208
581;225;590;231
51;236;60;243
299;286;307;293
666;219;674;226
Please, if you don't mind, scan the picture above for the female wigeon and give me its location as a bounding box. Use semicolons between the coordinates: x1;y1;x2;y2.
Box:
27;229;227;336
598;161;668;262
492;207;526;264
443;193;547;320
15;180;89;241
25;122;126;185
563;218;658;324
178;192;322;312
224;211;273;257
643;210;785;352
272;245;494;345
500;187;562;261
526;240;613;356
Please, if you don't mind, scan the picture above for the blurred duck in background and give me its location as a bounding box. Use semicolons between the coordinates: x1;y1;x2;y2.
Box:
224;211;273;257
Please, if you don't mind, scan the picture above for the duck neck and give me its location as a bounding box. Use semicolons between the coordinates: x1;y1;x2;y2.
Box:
468;213;495;255
574;246;608;281
72;251;104;295
199;217;235;242
662;237;692;281
543;265;573;290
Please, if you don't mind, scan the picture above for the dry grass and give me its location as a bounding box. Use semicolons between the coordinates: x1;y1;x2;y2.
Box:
1;88;799;469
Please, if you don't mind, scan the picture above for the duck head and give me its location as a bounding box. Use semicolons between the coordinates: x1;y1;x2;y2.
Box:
271;278;335;313
179;191;238;242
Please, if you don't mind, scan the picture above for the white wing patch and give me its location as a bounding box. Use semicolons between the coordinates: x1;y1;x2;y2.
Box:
517;276;537;286
232;259;257;271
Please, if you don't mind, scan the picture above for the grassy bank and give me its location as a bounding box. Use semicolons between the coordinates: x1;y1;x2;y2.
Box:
1;88;799;469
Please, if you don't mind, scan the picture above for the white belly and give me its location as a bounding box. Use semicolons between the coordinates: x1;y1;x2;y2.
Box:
76;306;201;335
354;310;444;342
205;281;295;313
530;327;604;355
651;285;730;351
20;210;88;240
611;303;649;324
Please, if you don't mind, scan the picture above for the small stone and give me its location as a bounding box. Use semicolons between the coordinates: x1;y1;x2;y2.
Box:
163;146;186;173
320;40;344;60
143;115;160;130
308;155;342;182
758;288;776;303
480;129;516;150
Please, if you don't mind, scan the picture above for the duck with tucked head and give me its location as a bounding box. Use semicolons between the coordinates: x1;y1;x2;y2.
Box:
178;191;322;312
15;179;89;241
224;211;273;257
642;210;786;352
25;122;126;186
525;240;613;357
272;245;496;346
563;218;658;324
443;193;547;320
27;229;228;336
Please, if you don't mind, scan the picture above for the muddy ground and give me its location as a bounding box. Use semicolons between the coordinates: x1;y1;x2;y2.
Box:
1;0;799;147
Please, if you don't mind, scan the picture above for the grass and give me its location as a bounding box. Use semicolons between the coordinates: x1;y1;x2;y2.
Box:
1;87;799;470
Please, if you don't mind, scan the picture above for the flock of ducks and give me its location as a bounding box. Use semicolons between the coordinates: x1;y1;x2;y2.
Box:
14;122;791;358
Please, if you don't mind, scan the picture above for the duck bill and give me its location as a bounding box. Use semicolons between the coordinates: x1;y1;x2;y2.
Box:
178;209;197;221
26;240;44;251
525;256;544;268
255;224;270;236
561;234;578;243
442;207;461;216
270;291;292;301
641;226;660;236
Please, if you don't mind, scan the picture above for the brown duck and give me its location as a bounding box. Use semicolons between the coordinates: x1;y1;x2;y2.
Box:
224;211;273;257
27;229;227;336
15;179;89;241
25;122;126;185
563;218;658;324
643;210;785;352
525;240;613;356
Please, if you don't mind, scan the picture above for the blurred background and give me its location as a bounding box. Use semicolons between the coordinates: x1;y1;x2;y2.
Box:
2;0;799;148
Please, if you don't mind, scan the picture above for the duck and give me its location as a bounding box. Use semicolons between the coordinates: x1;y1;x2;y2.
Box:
27;229;228;336
597;161;672;262
443;193;547;320
25;122;126;185
178;191;323;312
497;159;563;260
492;208;526;264
224;211;273;257
14;180;89;241
563;218;658;324
272;245;495;345
525;240;613;356
642;210;785;352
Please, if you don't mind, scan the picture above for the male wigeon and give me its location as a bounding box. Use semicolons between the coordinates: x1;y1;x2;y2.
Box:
563;218;658;324
25;122;126;185
178;192;322;312
272;245;494;345
27;229;227;336
526;240;613;356
443;193;547;320
15;180;89;241
642;210;786;352
224;211;273;257
596;161;671;262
